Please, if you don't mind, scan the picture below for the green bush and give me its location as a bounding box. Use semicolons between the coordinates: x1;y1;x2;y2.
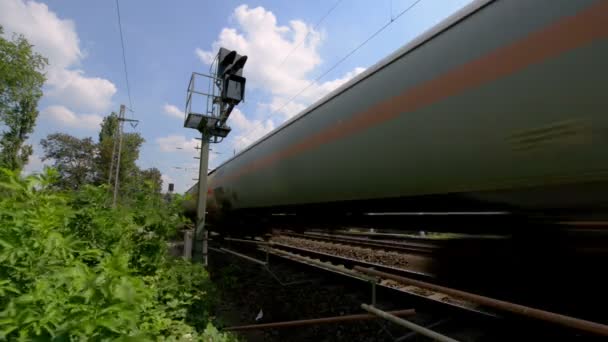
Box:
0;169;234;341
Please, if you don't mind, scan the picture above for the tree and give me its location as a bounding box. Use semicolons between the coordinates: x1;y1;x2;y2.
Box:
97;113;119;183
140;167;163;195
97;113;145;186
40;133;97;190
129;167;164;207
0;26;47;170
38;112;147;197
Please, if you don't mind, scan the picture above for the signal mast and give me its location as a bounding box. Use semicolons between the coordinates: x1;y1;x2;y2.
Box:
183;48;248;264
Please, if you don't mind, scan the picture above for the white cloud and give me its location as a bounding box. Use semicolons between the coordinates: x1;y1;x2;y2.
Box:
196;5;322;99
195;48;215;65
41;105;103;130
195;5;364;147
161;174;174;190
0;0;116;115
303;67;366;100
46;69;116;112
264;98;307;120
229;109;275;150
163;104;184;119
269;66;366;118
156;109;274;155
156;135;199;153
22;154;50;175
0;0;81;69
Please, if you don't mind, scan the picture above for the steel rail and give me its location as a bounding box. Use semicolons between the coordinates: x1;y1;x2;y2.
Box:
278;232;437;254
224;237;270;245
268;248;377;282
270;241;435;277
265;247;494;316
355;266;608;336
304;231;443;247
394;319;451;342
361;304;460;342
220;248;267;266
208;247;226;254
224;309;416;331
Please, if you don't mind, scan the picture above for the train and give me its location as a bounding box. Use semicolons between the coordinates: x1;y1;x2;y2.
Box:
184;0;608;231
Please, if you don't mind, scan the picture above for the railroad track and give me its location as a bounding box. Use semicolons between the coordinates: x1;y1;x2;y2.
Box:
262;246;495;317
264;233;497;315
280;231;440;255
216;232;608;337
269;233;437;277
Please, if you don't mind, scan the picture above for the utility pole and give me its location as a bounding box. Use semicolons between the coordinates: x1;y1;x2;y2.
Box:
108;104;139;207
107;106;121;186
112;105;126;207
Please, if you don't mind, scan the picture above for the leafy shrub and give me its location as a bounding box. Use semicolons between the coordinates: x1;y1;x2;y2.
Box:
0;169;234;341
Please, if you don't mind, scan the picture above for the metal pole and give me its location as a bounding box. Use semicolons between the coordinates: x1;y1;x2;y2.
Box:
220;248;267;266
194;135;210;264
224;237;269;245
208;246;226;254
355;266;608;337
112;104;126;207
395;319;451;342
361;304;459;342
225;309;416;331
372;281;377;306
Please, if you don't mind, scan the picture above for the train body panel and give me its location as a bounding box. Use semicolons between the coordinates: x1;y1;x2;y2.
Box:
185;0;608;223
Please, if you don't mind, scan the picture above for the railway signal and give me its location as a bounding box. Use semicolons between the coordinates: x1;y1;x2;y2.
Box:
182;47;248;265
217;47;247;105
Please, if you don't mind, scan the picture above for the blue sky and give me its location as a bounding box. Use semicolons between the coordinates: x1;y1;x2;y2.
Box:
1;0;472;193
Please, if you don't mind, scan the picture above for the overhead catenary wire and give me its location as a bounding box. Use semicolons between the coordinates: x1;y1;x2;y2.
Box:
115;0;134;114
271;0;425;119
225;0;343;154
234;0;425;149
277;0;344;68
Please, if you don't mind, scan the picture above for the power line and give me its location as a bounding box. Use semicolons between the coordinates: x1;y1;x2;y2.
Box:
233;0;344;149
115;0;134;113
273;0;425;116
236;0;425;148
239;0;343;151
277;0;344;68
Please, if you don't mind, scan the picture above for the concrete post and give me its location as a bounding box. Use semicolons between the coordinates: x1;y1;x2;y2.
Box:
193;136;210;265
183;229;193;259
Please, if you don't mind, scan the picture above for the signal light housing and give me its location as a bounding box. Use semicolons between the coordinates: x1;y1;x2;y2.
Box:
222;74;246;103
217;48;248;106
